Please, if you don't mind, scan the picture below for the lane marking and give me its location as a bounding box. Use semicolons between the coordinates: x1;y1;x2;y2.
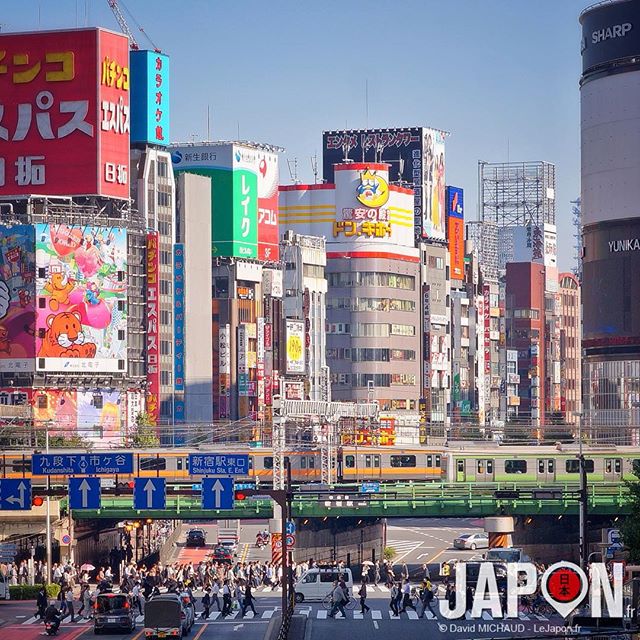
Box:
373;620;379;629
131;629;146;640
353;611;363;619
261;610;275;619
233;623;243;631
192;622;208;640
406;610;419;619
208;611;221;620
371;610;382;619
481;611;493;620
317;610;327;619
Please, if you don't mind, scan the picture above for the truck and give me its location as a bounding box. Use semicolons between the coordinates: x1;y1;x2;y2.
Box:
217;520;240;555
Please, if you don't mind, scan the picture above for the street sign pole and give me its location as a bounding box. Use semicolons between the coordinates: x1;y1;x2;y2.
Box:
45;425;52;585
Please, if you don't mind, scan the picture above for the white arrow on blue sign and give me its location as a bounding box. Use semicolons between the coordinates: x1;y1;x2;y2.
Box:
286;520;296;535
0;479;31;510
68;477;101;510
201;477;234;510
134;478;166;510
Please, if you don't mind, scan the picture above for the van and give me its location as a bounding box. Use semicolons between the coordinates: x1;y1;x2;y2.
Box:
294;567;353;603
94;592;136;634
485;548;530;563
144;593;190;639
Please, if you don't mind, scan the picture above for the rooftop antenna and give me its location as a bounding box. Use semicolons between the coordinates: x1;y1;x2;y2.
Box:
207;105;211;141
287;158;299;184
237;121;240;141
398;156;405;183
311;153;319;184
365;78;369;129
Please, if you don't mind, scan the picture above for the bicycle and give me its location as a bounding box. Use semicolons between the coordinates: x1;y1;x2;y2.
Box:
322;592;357;611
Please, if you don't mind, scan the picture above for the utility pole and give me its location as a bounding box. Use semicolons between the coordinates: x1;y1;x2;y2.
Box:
45;423;52;584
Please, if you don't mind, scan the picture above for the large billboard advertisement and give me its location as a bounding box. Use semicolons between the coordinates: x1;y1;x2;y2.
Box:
146;232;160;424
285;319;305;375
446;186;464;280
130;50;170;147
257;150;279;262
35;224;127;372
0;225;36;371
171;143;279;259
0;28;129;199
322;127;446;241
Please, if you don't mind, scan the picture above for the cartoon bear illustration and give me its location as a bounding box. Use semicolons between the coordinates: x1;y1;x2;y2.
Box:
37;311;97;358
43;272;74;311
0;325;11;354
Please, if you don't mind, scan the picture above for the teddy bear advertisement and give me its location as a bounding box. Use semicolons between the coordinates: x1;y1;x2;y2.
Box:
35;224;127;371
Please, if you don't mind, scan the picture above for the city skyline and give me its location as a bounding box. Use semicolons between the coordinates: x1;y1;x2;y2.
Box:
7;0;586;270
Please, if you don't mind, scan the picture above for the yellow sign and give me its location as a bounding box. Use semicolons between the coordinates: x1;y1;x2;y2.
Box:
287;334;302;362
356;169;389;208
333;220;391;238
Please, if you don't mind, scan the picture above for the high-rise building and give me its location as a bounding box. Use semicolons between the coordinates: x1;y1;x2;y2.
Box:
558;272;582;424
580;0;640;442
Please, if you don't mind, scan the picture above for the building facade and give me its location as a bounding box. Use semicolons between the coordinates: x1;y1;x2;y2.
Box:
558;272;581;423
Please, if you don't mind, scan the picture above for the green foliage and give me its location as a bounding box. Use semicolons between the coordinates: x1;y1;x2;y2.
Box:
9;583;60;600
48;434;93;449
622;460;640;562
130;412;160;447
383;546;396;561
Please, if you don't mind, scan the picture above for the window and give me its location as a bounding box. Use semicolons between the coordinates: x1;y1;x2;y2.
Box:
302;573;317;584
264;457;273;470
365;455;372;468
548;460;555;473
177;458;184;471
390;455;416;468
303;264;324;278
505;460;527;474
161;341;172;356
160;370;172;386
390;324;415;337
12;459;31;473
308;456;315;469
158;220;171;235
140;457;166;471
158;159;168;177
345;455;355;469
160;279;171;295
435;455;441;468
158;191;171;207
301;456;307;469
160;250;172;265
373;455;380;468
566;459;595;473
487;460;493;474
320;572;337;583
161;309;172;326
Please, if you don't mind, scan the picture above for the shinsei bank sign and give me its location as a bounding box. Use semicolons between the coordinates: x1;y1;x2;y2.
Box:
440;561;625;620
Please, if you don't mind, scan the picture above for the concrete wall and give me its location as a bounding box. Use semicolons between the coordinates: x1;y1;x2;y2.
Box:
293;518;384;566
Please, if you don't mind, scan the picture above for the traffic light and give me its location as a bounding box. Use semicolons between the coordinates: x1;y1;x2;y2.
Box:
234;490;248;501
32;496;44;507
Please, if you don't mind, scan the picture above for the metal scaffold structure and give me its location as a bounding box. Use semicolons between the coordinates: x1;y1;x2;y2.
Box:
466;220;499;282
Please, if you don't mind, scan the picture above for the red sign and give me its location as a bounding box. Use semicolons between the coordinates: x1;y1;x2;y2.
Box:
257;151;279;262
0;28;129;199
146;232;160;424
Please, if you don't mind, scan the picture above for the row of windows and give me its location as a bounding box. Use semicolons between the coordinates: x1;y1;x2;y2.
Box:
506;309;540;319
343;454;442;469
327;297;416;313
330;373;417;387
327;272;415;290
327;348;416;362
303;264;325;279
350;323;416;338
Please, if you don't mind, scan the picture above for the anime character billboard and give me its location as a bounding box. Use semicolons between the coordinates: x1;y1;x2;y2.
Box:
35;224;127;372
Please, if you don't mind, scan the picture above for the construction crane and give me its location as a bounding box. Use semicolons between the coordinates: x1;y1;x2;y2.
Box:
107;0;161;52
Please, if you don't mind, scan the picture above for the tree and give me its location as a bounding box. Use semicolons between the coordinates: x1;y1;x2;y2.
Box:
622;460;640;562
129;412;160;447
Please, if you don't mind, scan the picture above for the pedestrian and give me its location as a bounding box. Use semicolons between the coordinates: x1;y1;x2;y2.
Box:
422;563;430;581
419;580;435;618
389;582;400;616
358;581;370;614
361;564;369;584
402;563;409;581
328;581;347;619
211;580;221;611
400;579;415;613
221;580;232;616
201;588;211;619
241;582;257;617
58;585;67;617
65;583;75;622
374;561;380;586
36;585;47;620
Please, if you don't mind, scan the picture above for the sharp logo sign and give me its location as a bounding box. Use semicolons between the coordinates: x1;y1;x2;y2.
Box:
592;22;632;43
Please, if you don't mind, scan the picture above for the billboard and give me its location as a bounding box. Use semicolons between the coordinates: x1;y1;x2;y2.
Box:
130;50;170;146
0;225;36;371
322;127;446;241
171;143;278;259
285;319;305;375
257;150;279;261
0;28;130;199
446;186;465;280
35;224;127;372
173;244;184;392
146;232;160;424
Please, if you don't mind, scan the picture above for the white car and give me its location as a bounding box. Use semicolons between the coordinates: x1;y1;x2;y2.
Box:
453;532;489;550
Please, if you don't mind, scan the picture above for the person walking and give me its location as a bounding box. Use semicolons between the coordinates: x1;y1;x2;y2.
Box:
328;581;347;619
241;582;257;617
201;588;211;619
36;585;47;620
374;561;380;586
400;579;415;613
65;584;75;622
211;580;222;611
419;580;436;618
221;580;232;616
389;582;400;616
358;581;370;614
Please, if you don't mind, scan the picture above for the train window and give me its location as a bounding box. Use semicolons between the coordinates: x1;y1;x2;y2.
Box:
139;457;166;471
538;460;544;474
373;455;380;468
248;457;254;470
264;457;273;470
477;461;484;474
177;458;183;471
427;455;433;467
615;459;621;473
390;455;416;468
566;459;595;473
12;459;31;473
605;460;611;473
505;460;527;474
435;455;441;468
308;456;315;469
301;457;307;469
365;455;372;468
487;460;493;474
548;460;554;473
345;455;355;468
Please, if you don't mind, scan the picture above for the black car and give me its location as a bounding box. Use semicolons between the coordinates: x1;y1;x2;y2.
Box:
94;592;136;634
185;528;206;547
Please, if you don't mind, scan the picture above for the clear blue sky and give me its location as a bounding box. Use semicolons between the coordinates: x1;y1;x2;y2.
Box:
7;0;587;271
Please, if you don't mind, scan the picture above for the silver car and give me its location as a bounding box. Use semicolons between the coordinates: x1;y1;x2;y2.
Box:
453;532;489;550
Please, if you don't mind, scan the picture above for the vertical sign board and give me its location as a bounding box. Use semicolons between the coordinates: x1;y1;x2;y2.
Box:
238;324;249;397
173;244;185;421
257;150;279;261
446;186;464;280
0;28;129;199
146;232;160;425
130;50;170;146
256;317;265;421
476;292;485;424
285;320;305;375
218;323;230;419
422;285;431;409
483;284;491;420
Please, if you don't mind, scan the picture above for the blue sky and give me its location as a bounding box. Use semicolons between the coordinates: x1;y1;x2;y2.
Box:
7;0;587;270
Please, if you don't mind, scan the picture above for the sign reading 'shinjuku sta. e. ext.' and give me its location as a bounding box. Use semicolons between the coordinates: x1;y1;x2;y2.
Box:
0;28;130;199
188;453;249;476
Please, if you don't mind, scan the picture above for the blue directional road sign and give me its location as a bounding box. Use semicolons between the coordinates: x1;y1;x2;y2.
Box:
201;477;234;510
189;454;249;476
68;477;101;510
32;453;133;475
286;520;296;535
360;481;381;494
0;479;31;510
134;478;166;510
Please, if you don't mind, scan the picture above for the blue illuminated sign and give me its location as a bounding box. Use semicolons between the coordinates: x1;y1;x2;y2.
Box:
174;244;185;394
189;454;249;476
130;50;170;146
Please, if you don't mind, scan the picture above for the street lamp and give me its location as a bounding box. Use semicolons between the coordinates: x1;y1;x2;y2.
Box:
572;411;587;569
45;421;52;585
